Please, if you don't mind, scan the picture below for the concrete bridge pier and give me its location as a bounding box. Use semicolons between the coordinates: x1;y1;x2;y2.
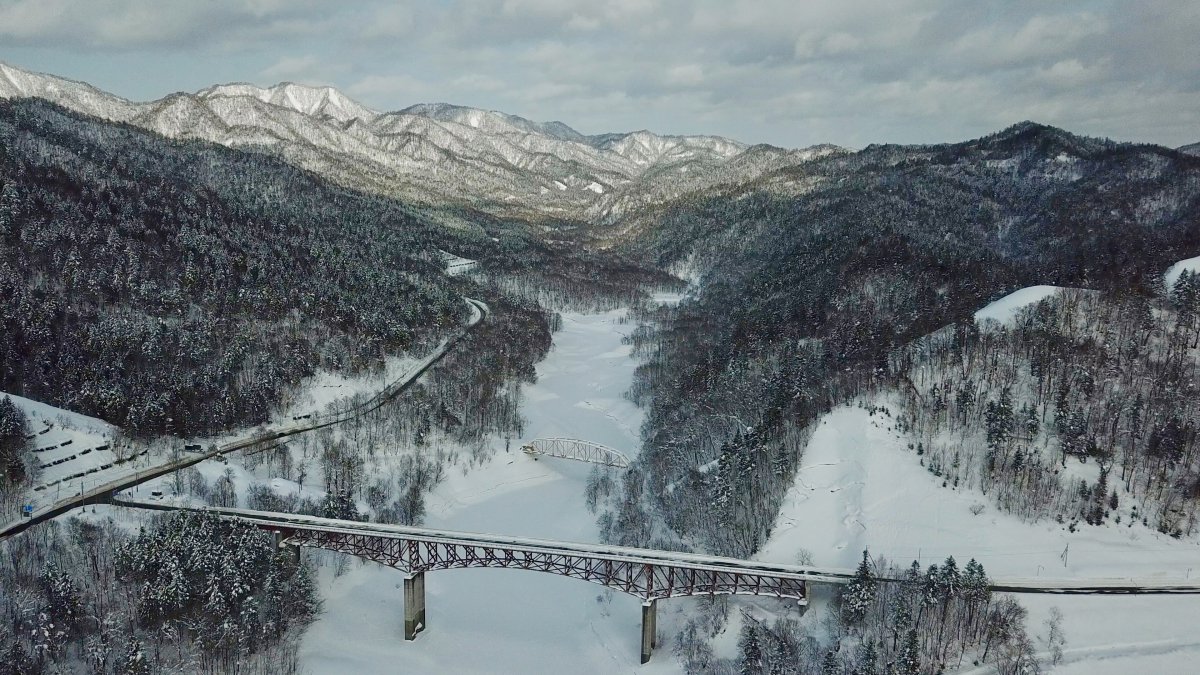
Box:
640;599;657;664
404;572;426;640
272;530;300;565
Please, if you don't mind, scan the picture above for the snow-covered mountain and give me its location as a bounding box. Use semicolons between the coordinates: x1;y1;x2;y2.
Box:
1181;142;1200;156
198;82;379;124
0;62;837;222
0;62;140;122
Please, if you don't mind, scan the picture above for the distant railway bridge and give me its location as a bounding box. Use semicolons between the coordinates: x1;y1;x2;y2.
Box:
521;438;631;468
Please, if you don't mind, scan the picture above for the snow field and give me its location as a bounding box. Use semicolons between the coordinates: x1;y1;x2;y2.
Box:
973;286;1066;325
280;352;422;420
1164;254;1200;293
756;401;1200;673
2;391;130;505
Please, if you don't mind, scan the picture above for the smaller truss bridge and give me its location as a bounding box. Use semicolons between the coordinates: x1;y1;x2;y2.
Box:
522;438;630;468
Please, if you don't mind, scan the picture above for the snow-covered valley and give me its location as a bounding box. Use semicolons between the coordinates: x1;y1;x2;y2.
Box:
7;283;1200;674
298;290;1200;674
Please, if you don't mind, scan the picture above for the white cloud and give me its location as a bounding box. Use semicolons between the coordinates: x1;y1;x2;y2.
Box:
0;0;325;48
0;0;1197;148
259;55;347;84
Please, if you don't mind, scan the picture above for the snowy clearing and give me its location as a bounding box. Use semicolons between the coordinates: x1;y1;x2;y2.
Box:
281;353;421;420
2;391;138;505
1164;254;1200;293
973;286;1065;325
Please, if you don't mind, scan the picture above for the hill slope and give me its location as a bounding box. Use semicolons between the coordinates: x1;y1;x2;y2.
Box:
0;98;474;437
605;122;1200;557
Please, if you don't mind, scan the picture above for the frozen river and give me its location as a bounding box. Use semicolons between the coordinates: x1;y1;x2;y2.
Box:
299;308;685;674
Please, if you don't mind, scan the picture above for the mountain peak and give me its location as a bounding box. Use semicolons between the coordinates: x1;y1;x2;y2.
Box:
0;61;822;222
974;120;1116;159
398;102;586;142
197;81;377;123
0;60;140;122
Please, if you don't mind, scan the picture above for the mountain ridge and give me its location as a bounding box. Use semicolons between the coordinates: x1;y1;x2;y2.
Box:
0;61;836;223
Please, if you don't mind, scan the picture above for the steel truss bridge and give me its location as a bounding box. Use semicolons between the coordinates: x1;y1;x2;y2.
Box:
105;499;1200;663
522;438;631;468
115;501;820;663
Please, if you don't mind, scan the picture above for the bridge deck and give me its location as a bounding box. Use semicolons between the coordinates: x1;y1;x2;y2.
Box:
111;500;1200;595
116;501;842;584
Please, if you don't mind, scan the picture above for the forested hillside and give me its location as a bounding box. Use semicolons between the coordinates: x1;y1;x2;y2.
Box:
897;283;1200;537
605;123;1200;557
0;512;319;673
0;99;485;437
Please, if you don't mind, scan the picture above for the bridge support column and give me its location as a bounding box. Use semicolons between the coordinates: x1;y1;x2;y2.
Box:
272;531;300;565
640;599;657;664
404;572;426;640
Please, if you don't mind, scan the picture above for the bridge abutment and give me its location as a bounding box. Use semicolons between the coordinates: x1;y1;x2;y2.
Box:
272;530;300;565
640;599;657;664
404;572;426;640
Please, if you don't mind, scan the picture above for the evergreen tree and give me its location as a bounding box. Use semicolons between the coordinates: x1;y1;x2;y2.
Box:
854;639;879;675
985;388;1014;451
938;556;960;600
1021;403;1039;439
843;549;877;627
822;649;841;675
119;636;150;675
0;395;27;484
738;623;764;675
39;560;83;634
962;559;991;608
1;640;33;674
895;629;921;675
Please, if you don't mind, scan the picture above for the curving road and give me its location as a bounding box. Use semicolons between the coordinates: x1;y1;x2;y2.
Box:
0;297;488;541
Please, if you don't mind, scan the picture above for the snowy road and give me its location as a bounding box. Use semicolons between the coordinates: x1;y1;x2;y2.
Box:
0;297;487;541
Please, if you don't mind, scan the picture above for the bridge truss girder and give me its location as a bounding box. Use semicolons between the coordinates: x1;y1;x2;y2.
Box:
522;438;631;469
279;528;806;603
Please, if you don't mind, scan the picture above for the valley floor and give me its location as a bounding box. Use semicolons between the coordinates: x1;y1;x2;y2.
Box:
297;306;1200;674
297;308;688;674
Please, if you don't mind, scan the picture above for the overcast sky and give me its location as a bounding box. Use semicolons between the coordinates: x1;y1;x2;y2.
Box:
1;0;1196;148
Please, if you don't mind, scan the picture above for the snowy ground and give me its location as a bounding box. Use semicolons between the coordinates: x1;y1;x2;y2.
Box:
1164;254;1200;293
974;286;1066;326
756;402;1200;674
280;353;421;421
1;391;133;506
298;308;691;674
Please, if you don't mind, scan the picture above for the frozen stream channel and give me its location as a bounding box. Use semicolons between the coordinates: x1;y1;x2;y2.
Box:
299;308;685;674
